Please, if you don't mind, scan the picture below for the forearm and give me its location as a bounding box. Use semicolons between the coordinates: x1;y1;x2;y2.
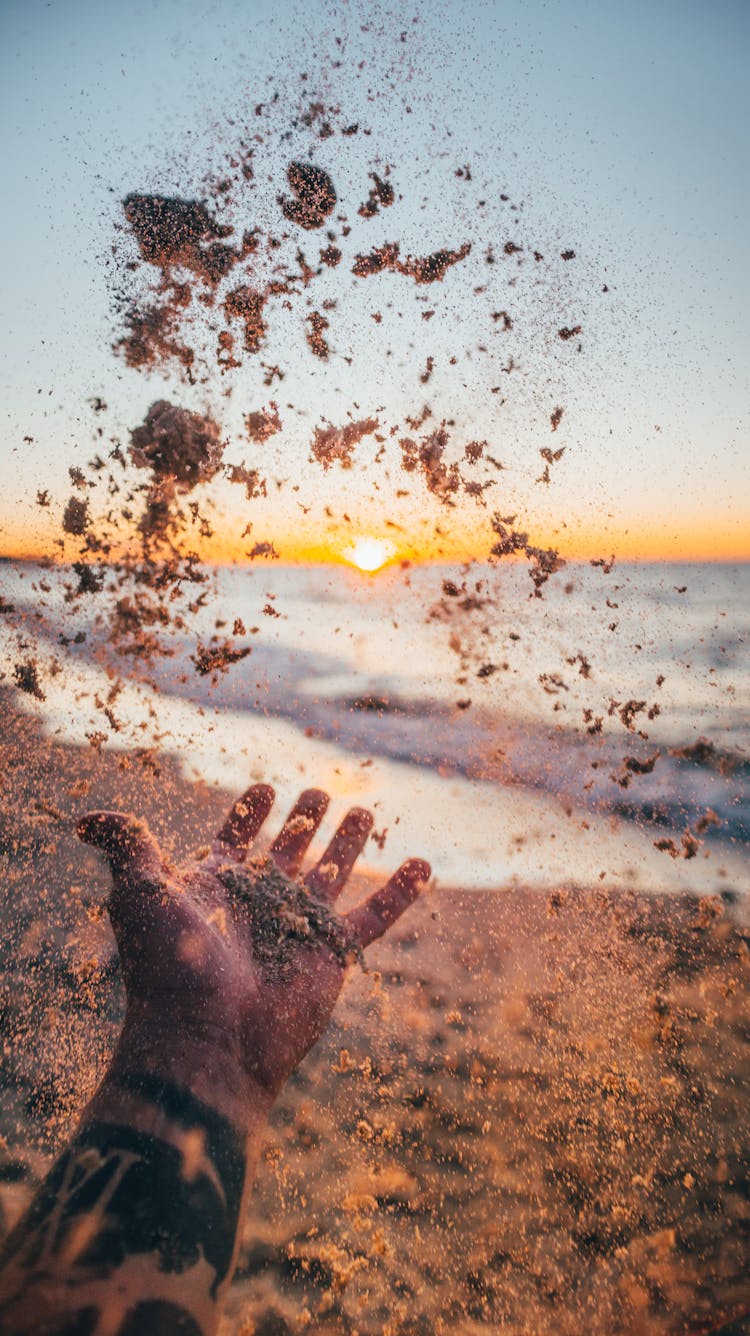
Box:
0;1015;273;1336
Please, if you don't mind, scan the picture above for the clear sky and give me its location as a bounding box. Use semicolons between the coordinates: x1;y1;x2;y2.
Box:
1;0;748;563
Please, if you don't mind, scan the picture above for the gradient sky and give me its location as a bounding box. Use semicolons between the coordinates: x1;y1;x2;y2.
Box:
1;0;748;562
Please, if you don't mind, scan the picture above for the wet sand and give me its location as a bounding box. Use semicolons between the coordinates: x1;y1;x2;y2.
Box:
0;690;747;1334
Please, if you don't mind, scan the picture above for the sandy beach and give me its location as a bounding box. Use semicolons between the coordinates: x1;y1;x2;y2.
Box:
0;689;747;1334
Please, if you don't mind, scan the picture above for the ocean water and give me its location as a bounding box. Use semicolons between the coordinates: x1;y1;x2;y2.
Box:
1;559;748;897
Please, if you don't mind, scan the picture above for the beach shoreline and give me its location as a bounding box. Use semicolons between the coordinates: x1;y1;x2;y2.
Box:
3;558;749;900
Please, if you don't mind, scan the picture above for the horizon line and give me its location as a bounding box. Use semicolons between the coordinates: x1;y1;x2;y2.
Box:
2;551;748;569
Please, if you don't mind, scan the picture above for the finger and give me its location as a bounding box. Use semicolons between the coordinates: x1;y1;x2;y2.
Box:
77;811;166;884
78;811;188;990
306;806;374;901
344;858;431;948
269;788;329;876
213;783;275;859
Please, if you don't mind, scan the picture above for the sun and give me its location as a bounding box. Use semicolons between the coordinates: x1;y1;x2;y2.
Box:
344;537;394;572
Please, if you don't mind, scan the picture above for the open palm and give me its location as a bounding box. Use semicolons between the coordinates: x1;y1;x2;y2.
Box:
77;785;430;1100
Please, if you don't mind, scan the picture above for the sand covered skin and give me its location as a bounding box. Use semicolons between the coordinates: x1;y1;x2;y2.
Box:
0;695;747;1335
217;857;359;973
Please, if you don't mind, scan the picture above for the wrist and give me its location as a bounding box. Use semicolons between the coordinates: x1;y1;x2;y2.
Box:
87;1003;275;1138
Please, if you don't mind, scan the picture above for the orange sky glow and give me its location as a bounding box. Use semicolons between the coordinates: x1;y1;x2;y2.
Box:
2;508;748;568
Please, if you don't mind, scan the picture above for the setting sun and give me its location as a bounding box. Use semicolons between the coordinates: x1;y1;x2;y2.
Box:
344;537;394;572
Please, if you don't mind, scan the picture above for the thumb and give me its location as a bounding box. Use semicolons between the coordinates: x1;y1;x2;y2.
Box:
77;811;166;885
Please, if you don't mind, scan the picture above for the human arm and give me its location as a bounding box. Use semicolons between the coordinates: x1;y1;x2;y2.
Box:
0;784;429;1336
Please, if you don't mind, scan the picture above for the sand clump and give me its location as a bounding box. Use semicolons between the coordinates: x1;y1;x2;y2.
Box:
123;192;239;286
305;311;331;360
61;496;90;537
129;400;225;488
351;240;471;283
245;403;282;443
358;171;395;219
126;401;227;548
311;418;381;470
223;286;269;356
191;639;252;679
117;299;196;377
489;514;566;596
217;857;358;973
280;162;337;230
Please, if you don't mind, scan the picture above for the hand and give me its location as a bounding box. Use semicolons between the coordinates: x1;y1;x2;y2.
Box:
0;791;429;1335
77;786;430;1108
